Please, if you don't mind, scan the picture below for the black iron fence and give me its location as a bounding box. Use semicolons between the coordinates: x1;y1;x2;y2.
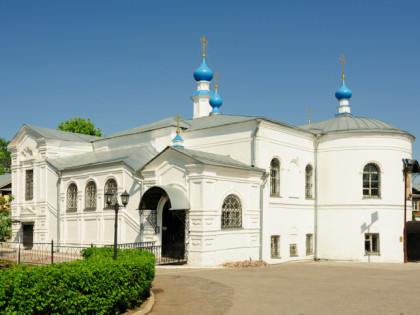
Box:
0;241;90;266
113;242;187;265
0;241;187;266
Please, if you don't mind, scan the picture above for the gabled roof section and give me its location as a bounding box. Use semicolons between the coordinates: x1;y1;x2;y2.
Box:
97;117;190;140
184;114;259;131
11;125;101;145
47;144;157;172
26;125;101;141
91;114;309;146
0;174;11;189
143;146;264;172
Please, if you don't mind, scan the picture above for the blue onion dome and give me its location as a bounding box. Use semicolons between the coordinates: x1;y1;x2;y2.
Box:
210;90;223;108
193;58;214;81
172;133;183;141
335;81;353;100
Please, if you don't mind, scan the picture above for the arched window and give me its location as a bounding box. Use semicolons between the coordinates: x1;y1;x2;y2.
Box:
85;181;97;210
104;178;118;209
67;183;78;211
270;158;280;197
363;163;380;197
305;164;313;199
221;194;242;229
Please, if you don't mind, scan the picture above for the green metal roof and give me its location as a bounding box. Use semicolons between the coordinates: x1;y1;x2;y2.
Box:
47;144;157;172
171;147;264;172
26;125;101;142
297;113;412;136
183;114;259;131
0;174;11;189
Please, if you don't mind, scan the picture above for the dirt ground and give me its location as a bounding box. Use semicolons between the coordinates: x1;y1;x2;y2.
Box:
150;260;420;314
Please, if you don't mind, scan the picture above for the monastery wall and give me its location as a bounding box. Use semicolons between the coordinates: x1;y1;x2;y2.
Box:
256;122;316;263
316;132;412;262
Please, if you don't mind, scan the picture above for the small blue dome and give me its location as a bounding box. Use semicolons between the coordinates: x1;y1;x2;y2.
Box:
335;81;352;100
172;134;183;141
193;58;214;81
209;90;223;113
210;90;223;108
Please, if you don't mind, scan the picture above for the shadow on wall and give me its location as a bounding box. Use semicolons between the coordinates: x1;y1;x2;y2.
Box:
360;212;379;263
360;212;379;234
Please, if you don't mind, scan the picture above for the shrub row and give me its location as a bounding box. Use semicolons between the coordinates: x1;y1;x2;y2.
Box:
0;247;155;314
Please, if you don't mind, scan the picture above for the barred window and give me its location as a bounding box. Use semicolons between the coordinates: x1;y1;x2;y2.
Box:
221;194;242;229
305;165;313;199
104;179;118;208
270;158;280;197
306;233;313;255
67;183;78;211
365;233;380;255
25;169;33;201
85;181;97;210
290;244;298;257
363;163;380;197
271;235;280;258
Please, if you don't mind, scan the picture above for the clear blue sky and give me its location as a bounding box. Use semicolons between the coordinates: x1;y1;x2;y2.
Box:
1;1;420;159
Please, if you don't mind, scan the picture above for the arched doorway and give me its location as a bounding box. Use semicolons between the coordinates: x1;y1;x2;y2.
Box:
139;185;190;263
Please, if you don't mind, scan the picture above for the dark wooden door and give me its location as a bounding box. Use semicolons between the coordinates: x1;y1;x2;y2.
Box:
162;202;185;259
23;224;34;248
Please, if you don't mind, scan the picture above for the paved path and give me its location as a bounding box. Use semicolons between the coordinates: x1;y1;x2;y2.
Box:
150;261;420;314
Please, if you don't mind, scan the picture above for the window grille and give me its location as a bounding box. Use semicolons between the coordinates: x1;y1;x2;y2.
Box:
221;194;242;229
25;170;33;201
270;158;280;197
271;235;280;258
412;200;419;211
363;164;380;197
365;233;380;255
85;181;97;210
290;244;298;257
306;234;313;255
104;179;118;209
305;165;313;199
67;183;78;211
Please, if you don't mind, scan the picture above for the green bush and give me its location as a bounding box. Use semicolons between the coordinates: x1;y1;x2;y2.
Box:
0;248;155;314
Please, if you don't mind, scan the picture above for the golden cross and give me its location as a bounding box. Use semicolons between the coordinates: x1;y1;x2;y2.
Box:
200;36;208;58
308;107;311;124
339;54;346;81
175;114;182;134
214;73;219;91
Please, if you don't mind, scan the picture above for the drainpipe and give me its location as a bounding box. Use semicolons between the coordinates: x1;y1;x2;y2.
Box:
251;119;261;167
251;119;266;260
56;171;62;246
259;171;269;260
314;133;322;260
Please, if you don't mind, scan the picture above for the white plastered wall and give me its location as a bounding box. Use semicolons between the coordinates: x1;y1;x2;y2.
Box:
255;122;316;263
141;149;264;266
59;163;141;246
316;132;413;262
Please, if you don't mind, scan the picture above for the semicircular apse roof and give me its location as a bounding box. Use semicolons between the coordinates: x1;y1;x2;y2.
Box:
297;113;412;137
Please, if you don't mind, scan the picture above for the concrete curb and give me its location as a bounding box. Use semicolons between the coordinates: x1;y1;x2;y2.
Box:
131;291;155;315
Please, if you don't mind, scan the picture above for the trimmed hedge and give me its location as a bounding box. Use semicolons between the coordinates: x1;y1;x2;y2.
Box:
0;247;155;314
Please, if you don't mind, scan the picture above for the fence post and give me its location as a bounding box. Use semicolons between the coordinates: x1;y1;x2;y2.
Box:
17;236;21;264
51;240;54;264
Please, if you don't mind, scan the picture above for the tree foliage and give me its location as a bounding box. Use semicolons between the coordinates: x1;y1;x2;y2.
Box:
0;195;13;242
0;138;11;175
57;117;102;137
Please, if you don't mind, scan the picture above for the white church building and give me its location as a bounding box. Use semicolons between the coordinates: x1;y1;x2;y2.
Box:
8;41;415;265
